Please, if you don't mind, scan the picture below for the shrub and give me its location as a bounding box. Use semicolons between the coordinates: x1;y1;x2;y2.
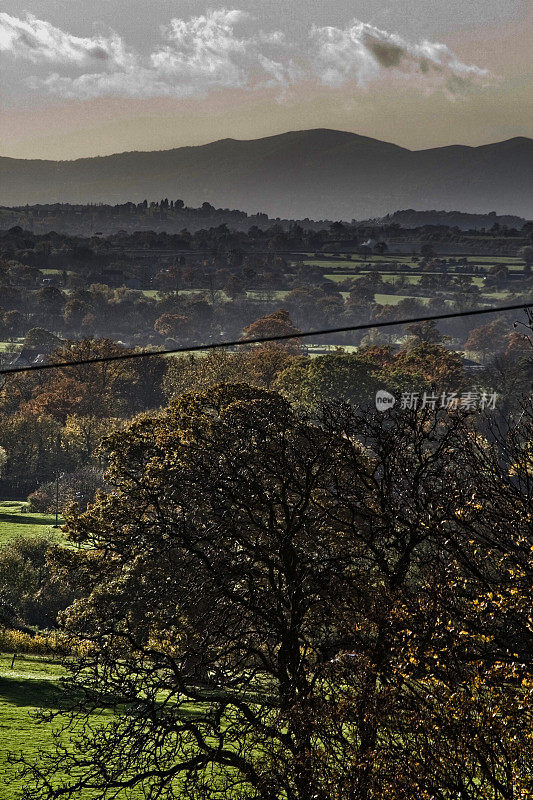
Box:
27;466;105;514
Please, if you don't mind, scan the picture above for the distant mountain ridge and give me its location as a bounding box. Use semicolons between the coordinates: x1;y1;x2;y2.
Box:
1;128;532;220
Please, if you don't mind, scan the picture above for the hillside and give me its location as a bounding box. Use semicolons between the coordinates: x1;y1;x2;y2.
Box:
1;129;533;220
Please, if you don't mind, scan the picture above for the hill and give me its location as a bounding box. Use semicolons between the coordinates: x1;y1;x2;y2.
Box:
1;129;533;220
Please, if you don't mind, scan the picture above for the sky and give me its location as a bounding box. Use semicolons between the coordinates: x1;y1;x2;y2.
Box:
1;1;532;160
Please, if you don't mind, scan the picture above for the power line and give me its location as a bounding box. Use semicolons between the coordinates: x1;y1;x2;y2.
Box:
0;301;531;377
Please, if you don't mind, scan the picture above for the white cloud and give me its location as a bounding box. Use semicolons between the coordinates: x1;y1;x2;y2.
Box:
309;21;489;92
0;12;130;68
15;8;292;99
34;69;187;100
257;54;304;89
149;9;252;91
0;10;490;100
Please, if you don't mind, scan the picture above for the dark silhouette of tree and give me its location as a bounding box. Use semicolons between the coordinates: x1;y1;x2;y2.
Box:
519;245;533;275
13;387;533;799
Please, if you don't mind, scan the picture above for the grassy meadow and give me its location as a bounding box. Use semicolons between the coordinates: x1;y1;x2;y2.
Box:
0;654;123;800
0;512;98;800
0;502;62;548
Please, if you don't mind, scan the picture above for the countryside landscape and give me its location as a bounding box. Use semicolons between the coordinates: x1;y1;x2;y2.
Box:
1;2;533;798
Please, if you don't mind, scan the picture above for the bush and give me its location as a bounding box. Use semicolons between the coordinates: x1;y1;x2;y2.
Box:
27;466;105;514
26;489;49;513
0;536;73;629
0;627;67;656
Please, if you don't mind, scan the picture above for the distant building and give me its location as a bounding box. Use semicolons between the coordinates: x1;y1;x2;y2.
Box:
9;350;47;369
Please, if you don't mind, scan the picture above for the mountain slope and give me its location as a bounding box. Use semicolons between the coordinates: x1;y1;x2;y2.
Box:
1;129;532;219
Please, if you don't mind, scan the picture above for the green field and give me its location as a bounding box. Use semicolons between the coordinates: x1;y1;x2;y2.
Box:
324;272;490;288
303;255;420;269
0;340;23;353
373;293;428;305
0;502;62;547
0;654;66;800
304;253;525;274
0;654;121;800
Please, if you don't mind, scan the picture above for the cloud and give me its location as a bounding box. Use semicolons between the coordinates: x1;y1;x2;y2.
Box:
149;9;253;91
16;8;292;100
1;10;490;101
0;12;130;68
309;21;489;92
34;69;187;100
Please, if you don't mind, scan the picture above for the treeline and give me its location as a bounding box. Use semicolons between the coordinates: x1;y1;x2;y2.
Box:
0;201;328;237
0;315;531;503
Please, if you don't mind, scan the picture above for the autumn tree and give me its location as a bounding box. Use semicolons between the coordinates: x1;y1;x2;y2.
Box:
164;349;296;399
0;412;70;493
404;319;449;345
14;387;533;800
241;309;303;355
154;313;191;340
274;352;384;408
391;341;467;389
18;339;167;421
464;320;510;363
20;327;61;354
0;536;67;630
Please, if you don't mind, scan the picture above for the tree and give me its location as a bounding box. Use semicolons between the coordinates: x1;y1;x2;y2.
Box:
64;299;92;330
21;339;139;421
404;319;449;345
154;313;191;340
15;387;533;799
464;320;509;363
241;310;303;355
391;341;467;389
164;349;295;400
519;245;533;276
505;331;532;359
35;286;65;321
62;415;123;462
164;351;249;399
0;412;70;493
27;466;105;515
274;352;383;408
0;536;67;630
21;327;62;354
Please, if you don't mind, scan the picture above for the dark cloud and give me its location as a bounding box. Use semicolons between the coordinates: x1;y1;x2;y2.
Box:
365;37;405;68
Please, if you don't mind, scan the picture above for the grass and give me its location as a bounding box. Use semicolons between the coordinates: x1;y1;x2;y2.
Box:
0;502;63;548
306;344;359;358
245;289;288;300
465;256;522;264
0;654;124;800
373;293;429;306
0;654;232;799
303;256;420;270
0;341;23;353
482;290;515;300
0;654;64;799
305;254;527;274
